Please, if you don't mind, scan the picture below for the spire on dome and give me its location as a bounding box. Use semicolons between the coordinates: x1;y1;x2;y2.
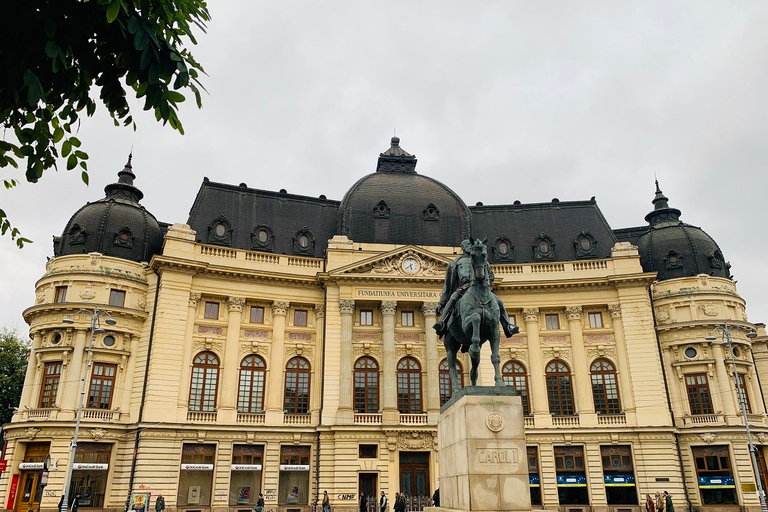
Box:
644;179;681;226
376;136;417;173
105;152;143;202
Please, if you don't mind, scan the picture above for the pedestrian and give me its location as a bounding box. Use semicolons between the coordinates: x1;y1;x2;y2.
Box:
155;495;165;512
655;492;664;512
58;495;66;512
394;492;405;512
70;494;81;512
322;491;330;512
645;494;654;512
432;489;440;508
254;493;264;512
380;491;387;512
359;492;367;512
664;491;674;512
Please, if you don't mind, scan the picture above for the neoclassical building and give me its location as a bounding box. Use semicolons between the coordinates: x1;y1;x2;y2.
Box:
2;138;768;512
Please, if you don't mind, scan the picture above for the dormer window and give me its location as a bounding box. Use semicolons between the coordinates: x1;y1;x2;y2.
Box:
292;227;315;255
533;233;556;261
573;230;598;259
69;224;87;246
207;215;232;246
708;250;724;270
423;203;439;221
114;227;134;249
492;235;515;262
250;225;274;252
664;250;683;270
373;201;390;219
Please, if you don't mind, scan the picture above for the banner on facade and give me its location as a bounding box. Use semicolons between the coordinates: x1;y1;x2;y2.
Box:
18;462;45;470
354;289;440;301
279;464;309;471
180;464;214;471
74;463;108;470
232;464;263;471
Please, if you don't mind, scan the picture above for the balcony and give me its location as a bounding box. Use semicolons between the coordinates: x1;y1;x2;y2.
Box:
524;416;534;428
237;412;266;424
682;414;725;426
187;410;218;422
597;413;627;426
26;408;58;420
355;413;382;425
284;413;312;425
82;409;119;421
552;415;580;427
400;413;428;425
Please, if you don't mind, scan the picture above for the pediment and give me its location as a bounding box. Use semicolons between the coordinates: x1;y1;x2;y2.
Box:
330;246;452;278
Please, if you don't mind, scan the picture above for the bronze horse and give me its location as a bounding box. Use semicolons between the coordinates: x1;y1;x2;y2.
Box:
443;237;505;391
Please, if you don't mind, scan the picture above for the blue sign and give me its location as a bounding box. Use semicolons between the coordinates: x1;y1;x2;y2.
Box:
529;475;540;487
604;474;636;486
698;476;735;488
557;474;587;487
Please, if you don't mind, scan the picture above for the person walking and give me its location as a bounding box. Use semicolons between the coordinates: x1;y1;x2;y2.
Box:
655;492;665;512
432;489;440;508
394;492;405;512
254;493;264;512
58;495;66;512
379;491;387;512
70;494;81;512
155;495;165;512
645;494;655;512
359;493;368;512
322;491;330;512
664;491;674;512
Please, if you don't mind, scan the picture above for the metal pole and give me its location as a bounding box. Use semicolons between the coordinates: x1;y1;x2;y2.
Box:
61;306;99;512
723;323;768;512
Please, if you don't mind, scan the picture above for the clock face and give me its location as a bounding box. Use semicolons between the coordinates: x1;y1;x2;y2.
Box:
402;257;420;273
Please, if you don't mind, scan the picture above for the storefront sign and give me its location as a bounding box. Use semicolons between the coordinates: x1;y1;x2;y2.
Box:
698;476;735;488
279;464;309;471
6;474;19;509
556;475;587;487
529;475;540;487
231;464;263;471
18;462;45;470
0;460;7;472
354;289;440;300
74;463;108;470
604;474;635;486
180;464;214;471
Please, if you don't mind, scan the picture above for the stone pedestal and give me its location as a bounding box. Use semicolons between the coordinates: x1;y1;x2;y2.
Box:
434;386;531;512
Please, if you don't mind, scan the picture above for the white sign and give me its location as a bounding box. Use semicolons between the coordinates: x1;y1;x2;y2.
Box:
232;464;263;471
355;289;440;300
279;464;309;471
181;464;214;471
19;463;45;470
74;463;108;470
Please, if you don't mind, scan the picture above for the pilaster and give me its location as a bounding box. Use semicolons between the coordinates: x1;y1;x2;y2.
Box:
219;296;245;422
423;302;440;421
566;306;596;425
265;301;289;424
381;300;398;423
338;299;355;424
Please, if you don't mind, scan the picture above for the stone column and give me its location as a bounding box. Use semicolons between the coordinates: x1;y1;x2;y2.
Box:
523;308;549;424
746;363;766;415
60;329;87;416
713;343;738;417
17;332;43;417
310;304;325;424
662;347;684;424
607;304;636;420
265;301;289;423
178;292;201;415
219;296;245;422
566;306;596;424
423;302;440;421
337;299;355;424
381;301;398;423
120;335;138;421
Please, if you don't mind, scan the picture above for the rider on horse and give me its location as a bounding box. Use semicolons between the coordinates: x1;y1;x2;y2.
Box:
433;239;519;339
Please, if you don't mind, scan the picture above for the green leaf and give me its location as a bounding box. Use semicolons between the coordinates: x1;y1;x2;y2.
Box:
69;136;81;148
45;41;58;59
127;15;140;34
23;70;45;106
166;91;185;103
66;154;77;170
44;17;57;38
52;127;64;143
74;150;88;160
106;0;121;23
140;46;152;70
81;171;89;185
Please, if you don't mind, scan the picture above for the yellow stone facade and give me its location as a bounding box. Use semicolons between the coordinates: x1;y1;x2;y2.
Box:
3;224;768;512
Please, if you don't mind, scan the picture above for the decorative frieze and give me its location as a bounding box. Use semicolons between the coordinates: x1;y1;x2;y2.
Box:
197;325;224;335
395;333;424;342
585;334;613;343
243;329;270;339
541;335;567;344
287;332;313;341
353;332;381;342
397;431;434;450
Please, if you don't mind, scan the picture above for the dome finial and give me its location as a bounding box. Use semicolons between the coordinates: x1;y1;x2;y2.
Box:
118;151;136;186
644;179;681;226
652;178;669;210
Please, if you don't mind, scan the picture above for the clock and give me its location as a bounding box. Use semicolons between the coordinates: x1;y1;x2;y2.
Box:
402;257;420;273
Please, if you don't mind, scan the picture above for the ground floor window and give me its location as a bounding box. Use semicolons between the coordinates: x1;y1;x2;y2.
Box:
230;444;264;506
554;446;589;505
279;446;310;505
69;442;112;507
178;443;216;506
601;445;637;505
693;445;737;505
527;446;541;506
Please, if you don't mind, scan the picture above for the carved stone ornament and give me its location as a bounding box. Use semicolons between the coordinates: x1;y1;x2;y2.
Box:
699;433;717;444
366;250;447;277
228;296;246;312
756;433;768;444
542;348;571;361
486;412;504;432
89;428;108;440
381;301;397;316
523;308;540;323
79;283;96;300
240;341;269;357
699;302;718;317
421;302;439;317
36;290;45;304
193;338;223;353
353;344;382;357
586;347;616;359
339;299;356;315
565;306;582;321
272;301;289;316
395;346;423;358
189;292;202;307
608;304;622;319
287;344;313;358
136;297;147;310
25;427;41;440
315;304;325;318
397;431;433;450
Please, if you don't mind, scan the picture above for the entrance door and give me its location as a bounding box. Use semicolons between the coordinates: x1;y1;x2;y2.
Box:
359;473;377;512
15;472;41;512
399;452;430;498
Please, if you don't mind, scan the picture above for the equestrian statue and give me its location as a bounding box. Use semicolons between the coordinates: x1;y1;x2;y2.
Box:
433;237;519;391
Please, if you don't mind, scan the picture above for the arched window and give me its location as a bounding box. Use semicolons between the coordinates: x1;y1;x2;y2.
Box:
354;357;379;413
284;357;311;414
546;360;574;416
591;359;621;415
189;352;219;412
238;355;266;413
439;359;464;406
397;357;422;414
502;361;530;416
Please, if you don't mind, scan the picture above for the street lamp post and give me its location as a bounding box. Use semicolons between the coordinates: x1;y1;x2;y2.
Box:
707;322;767;512
60;306;117;512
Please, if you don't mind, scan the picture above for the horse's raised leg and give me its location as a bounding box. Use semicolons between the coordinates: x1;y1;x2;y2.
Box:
490;326;504;386
444;333;462;394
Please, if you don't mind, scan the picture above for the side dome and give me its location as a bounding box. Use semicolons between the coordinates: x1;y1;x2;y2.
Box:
337;137;471;246
637;181;730;281
53;156;164;262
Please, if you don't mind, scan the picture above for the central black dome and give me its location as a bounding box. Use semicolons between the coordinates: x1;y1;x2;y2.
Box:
337;138;471;246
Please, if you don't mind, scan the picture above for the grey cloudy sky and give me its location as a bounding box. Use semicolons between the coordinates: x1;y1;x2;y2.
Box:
2;1;767;330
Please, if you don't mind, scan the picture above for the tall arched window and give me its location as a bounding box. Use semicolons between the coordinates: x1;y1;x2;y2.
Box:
397;357;422;414
546;360;574;416
354;357;379;413
238;355;266;413
189;352;219;412
590;358;621;415
284;357;311;414
502;361;530;416
439;359;464;406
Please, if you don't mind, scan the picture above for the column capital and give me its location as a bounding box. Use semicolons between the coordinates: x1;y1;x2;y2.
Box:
523;308;539;323
315;304;325;318
608;304;622;318
339;299;355;315
227;296;246;312
565;306;582;321
381;301;397;317
189;292;202;308
421;302;439;317
271;301;290;316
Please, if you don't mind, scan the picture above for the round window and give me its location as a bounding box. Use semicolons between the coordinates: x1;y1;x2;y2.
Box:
427;207;436;216
497;241;510;255
103;335;115;347
214;223;227;237
256;229;269;243
668;254;679;263
118;230;131;241
51;333;62;345
298;234;310;248
732;346;741;358
378;204;387;212
538;240;550;253
72;228;82;238
684;347;697;359
579;237;592;251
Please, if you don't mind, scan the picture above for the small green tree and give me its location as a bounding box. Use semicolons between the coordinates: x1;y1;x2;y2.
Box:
0;328;30;425
0;0;211;247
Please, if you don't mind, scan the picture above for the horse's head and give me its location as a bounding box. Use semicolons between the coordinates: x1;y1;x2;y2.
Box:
468;237;488;283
